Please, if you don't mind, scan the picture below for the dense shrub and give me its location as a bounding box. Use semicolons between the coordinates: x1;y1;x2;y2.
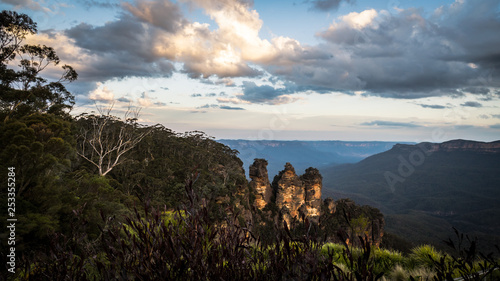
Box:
13;179;500;281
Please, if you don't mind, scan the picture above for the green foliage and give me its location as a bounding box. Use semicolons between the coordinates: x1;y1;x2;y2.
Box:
380;232;414;254
12;177;500;280
0;113;78;253
408;245;444;270
372;248;404;275
318;198;385;249
107;126;248;211
1;10;77;121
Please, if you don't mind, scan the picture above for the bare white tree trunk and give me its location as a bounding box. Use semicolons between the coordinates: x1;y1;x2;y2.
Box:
77;104;154;176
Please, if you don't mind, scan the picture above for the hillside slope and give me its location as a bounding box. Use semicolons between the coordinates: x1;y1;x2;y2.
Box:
322;139;500;251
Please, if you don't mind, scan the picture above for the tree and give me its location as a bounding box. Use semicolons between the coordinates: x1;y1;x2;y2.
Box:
0;10;77;122
76;105;155;176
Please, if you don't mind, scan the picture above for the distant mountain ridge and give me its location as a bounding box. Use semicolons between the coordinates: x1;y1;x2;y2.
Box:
321;139;500;252
219;140;411;178
393;139;500;154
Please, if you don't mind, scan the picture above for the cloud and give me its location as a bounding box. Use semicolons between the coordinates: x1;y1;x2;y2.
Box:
238;81;303;104
154;101;167;106
1;0;52;12
466;88;500;101
462;87;491;95
461;101;483;108
123;0;186;33
61;0;262;82
267;1;498;99
308;0;354;12
34;0;500;104
76;0;120;9
137;92;160;107
198;104;245;110
191;93;202;97
417;104;450;109
217;97;250;104
198;104;218;109
361;120;421;128
219;105;245;110
61;17;175;82
492;114;500;119
117;97;132;103
215;78;236;86
64;16;166;62
89;83;114;101
454;125;476;130
239;81;285;103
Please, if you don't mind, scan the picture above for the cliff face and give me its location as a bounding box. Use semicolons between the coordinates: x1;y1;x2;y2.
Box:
248;159;272;210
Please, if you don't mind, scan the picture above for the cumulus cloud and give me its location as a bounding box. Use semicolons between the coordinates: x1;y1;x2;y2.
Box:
137;93;152;107
89;82;114;101
55;18;175;85
275;1;500;99
137;92;165;107
123;0;186;33
64;0;326;82
361;120;421;128
32;0;500;104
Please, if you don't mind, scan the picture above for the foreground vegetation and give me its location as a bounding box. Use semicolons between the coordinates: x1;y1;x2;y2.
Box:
14;179;500;280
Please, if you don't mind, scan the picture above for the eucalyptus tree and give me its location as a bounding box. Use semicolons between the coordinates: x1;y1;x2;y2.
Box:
76;105;156;176
0;10;77;122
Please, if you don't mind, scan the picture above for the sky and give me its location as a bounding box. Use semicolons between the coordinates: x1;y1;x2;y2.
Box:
2;0;500;142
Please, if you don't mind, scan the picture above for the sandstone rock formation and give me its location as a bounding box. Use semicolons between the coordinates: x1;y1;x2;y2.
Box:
247;160;384;246
248;159;272;210
301;167;323;223
248;161;324;226
273;163;306;226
